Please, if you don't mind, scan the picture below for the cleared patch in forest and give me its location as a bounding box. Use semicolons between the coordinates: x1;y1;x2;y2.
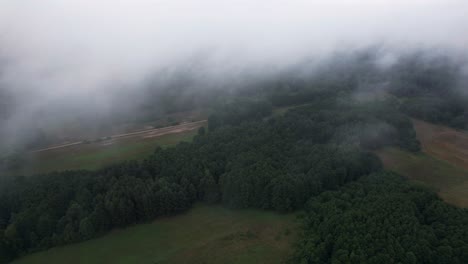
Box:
412;119;468;171
12;204;298;264
377;147;468;208
9;121;206;175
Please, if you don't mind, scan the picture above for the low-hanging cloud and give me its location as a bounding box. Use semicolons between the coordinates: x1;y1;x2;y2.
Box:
0;0;467;151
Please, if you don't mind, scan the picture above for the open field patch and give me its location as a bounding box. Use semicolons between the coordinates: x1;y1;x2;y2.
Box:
13;204;297;264
376;147;468;207
9;121;206;175
413;119;468;170
376;119;468;208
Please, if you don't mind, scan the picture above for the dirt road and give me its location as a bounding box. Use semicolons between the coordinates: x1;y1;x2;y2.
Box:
31;120;207;153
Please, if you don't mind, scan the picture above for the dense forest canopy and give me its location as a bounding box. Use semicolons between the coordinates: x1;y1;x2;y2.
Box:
0;95;395;259
294;172;468;264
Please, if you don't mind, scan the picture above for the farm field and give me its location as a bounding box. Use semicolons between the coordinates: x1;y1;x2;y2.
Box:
377;147;468;207
10;121;206;176
412;119;468;171
376;119;468;208
13;204;298;264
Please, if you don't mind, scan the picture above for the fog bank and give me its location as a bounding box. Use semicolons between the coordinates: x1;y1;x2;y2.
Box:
0;0;467;151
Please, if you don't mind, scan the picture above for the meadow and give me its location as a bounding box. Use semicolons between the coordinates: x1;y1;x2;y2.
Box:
377;147;468;207
11;126;203;176
12;204;297;264
412;119;468;170
375;119;468;208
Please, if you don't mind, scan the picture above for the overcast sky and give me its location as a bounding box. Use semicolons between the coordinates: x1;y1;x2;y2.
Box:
0;0;467;149
1;0;467;94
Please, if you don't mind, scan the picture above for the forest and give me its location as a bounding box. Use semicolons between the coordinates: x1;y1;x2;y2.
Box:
389;53;468;129
0;97;390;260
294;172;468;264
1;51;468;263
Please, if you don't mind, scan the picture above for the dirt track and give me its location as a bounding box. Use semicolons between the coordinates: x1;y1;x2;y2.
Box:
31;120;207;153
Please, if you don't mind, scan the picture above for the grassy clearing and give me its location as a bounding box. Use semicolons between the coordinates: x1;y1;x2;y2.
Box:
377;147;468;207
376;119;468;207
12;128;201;176
413;119;468;170
13;204;298;264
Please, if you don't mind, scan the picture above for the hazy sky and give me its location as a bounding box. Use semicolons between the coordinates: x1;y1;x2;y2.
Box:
1;0;467;94
0;0;467;149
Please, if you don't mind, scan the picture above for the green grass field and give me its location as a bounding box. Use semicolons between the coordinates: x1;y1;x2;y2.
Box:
13;204;298;264
376;119;468;208
12;128;200;176
412;118;468;171
377;147;468;207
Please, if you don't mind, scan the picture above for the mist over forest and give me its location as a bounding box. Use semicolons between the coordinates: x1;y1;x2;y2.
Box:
1;1;468;264
1;0;467;152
